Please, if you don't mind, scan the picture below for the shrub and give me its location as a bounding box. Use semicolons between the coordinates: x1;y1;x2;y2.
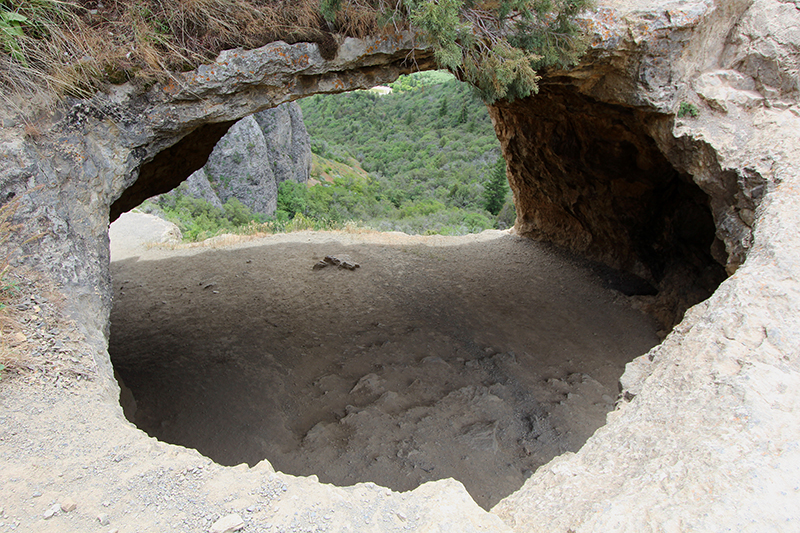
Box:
277;181;309;218
495;200;516;230
678;102;700;118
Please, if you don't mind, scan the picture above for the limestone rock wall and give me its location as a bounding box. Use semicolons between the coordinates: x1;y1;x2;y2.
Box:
154;101;311;217
491;0;800;530
254;101;313;186
203;114;279;215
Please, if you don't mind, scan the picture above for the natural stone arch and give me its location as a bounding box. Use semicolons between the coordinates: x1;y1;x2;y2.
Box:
1;0;799;530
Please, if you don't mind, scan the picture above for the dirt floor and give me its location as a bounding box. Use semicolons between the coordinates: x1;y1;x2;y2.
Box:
108;214;660;510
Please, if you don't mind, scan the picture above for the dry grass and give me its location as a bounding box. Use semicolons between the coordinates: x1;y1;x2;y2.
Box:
0;0;391;108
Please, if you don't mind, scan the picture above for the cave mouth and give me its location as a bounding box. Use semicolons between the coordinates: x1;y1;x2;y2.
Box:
108;227;662;510
107;79;728;511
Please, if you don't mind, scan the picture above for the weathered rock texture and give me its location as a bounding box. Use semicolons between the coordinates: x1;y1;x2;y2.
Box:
490;0;800;530
1;0;800;530
179;168;225;210
255;100;313;186
166;102;312;216
203;114;280;215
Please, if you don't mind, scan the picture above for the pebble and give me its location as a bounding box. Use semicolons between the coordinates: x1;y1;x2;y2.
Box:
209;513;245;533
43;504;61;519
32;491;42;498
60;498;76;512
97;512;110;526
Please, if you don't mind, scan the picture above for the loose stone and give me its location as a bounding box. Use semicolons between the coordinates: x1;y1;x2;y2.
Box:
60;498;77;512
43;504;60;519
209;513;245;533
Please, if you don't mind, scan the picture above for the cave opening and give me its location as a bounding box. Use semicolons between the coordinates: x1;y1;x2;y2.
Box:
108;83;725;511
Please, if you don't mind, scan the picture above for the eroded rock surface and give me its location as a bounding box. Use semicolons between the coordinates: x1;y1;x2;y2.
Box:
1;0;799;531
491;0;800;530
159;102;312;216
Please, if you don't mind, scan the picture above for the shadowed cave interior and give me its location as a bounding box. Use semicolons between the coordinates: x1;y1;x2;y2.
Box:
108;91;726;510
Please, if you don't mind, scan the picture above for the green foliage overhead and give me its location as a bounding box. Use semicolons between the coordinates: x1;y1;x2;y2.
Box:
0;8;27;64
320;0;343;23
1;0;590;105
402;0;593;102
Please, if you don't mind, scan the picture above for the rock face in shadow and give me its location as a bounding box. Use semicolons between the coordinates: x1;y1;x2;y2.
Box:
490;89;719;281
489;86;727;327
1;1;800;531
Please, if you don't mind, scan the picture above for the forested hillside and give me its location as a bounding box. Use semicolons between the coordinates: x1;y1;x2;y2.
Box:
143;71;514;239
288;71;514;235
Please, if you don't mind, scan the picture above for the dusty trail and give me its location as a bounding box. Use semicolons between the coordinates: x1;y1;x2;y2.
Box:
109;216;659;509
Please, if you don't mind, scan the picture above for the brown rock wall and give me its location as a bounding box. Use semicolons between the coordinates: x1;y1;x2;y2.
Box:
489;85;726;326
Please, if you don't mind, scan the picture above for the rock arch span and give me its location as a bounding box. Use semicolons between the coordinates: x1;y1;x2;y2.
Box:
1;0;799;530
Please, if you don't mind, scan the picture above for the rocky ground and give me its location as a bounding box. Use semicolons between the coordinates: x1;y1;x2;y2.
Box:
107;213;659;511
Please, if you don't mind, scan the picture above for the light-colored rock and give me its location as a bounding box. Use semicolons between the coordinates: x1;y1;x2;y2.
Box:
108;212;183;261
42;504;60;519
253;102;312;185
209;513;244;533
695;70;765;112
60;498;76;512
204;115;277;216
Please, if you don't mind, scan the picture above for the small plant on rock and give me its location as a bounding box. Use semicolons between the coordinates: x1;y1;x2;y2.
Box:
678;101;700;118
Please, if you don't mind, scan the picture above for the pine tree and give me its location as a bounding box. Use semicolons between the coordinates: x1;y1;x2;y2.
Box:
407;0;592;103
484;157;509;216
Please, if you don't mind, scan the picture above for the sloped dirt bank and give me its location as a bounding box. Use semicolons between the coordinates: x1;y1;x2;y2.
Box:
109;222;660;510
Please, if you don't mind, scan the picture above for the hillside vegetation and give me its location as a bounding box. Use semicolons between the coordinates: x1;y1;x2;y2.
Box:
145;71;516;240
295;70;515;234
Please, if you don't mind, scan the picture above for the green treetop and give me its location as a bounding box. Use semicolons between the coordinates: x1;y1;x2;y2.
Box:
404;0;593;102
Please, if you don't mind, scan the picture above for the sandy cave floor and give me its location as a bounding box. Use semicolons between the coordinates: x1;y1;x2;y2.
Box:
108;217;660;510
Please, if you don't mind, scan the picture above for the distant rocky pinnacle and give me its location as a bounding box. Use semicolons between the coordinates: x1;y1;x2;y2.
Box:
162;102;312;216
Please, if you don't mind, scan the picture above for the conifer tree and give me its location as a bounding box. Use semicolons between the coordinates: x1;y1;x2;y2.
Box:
484;157;509;216
405;0;592;103
458;103;469;124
